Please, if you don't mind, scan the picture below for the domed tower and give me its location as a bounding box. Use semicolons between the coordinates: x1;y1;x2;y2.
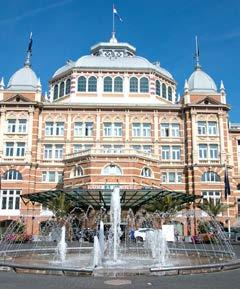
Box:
49;34;177;104
1;34;42;102
183;37;226;105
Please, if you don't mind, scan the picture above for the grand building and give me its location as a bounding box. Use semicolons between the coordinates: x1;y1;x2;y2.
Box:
0;32;240;236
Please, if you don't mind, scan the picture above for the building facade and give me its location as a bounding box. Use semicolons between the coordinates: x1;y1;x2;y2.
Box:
0;34;240;235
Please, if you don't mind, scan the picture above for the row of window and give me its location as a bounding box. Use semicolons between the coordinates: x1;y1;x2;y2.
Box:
0;190;20;210
6;119;27;134
198;144;219;160
44;122;181;138
5;142;26;157
53;76;174;100
197;121;218;136
0;169;221;184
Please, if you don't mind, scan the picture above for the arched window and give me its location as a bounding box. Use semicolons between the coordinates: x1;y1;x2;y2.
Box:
78;76;86;92
156;80;161;96
73;166;83;177
162;83;167;98
3;170;22;180
104;77;112;92
65;79;71;95
53;84;58;100
168;87;173;101
59;82;65;97
140;77;149;93
130;77;138;92
88;76;97;92
201;171;220;182
141;167;152;178
114;77;123;92
102;164;122;176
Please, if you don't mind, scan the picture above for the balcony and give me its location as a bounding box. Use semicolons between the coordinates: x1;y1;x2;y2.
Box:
65;148;159;161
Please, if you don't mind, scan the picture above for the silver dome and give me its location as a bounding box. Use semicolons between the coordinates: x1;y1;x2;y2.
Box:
7;66;38;91
188;68;217;92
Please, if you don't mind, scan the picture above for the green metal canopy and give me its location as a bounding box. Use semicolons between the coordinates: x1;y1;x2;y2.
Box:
23;187;201;211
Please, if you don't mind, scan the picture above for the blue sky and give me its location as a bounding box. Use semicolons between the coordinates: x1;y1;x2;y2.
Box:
0;0;239;121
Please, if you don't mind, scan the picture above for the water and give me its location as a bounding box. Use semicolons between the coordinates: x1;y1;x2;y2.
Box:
93;236;102;267
56;225;67;262
109;187;121;262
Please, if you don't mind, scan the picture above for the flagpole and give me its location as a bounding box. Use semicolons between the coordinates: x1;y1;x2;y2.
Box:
112;4;115;36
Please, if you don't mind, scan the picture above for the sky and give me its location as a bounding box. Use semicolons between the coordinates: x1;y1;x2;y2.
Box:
0;0;239;121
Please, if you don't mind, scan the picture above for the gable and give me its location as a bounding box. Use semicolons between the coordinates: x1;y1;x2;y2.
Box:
4;94;32;103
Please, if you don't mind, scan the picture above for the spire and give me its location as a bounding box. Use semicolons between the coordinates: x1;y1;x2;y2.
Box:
111;4;122;43
0;77;4;89
194;35;201;70
220;80;225;91
177;93;181;102
184;79;189;93
24;32;33;67
36;77;41;92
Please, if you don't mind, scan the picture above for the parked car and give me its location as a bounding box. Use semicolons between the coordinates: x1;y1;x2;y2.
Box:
134;228;154;242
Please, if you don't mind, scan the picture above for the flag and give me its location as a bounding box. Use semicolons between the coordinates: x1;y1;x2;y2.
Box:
113;5;123;22
224;167;231;199
28;32;33;54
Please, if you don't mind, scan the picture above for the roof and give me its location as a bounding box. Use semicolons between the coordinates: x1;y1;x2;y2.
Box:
7;65;39;91
52;38;174;80
23;187;200;210
188;67;217;92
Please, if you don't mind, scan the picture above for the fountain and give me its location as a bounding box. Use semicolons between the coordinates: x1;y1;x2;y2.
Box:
56;225;67;263
0;188;238;277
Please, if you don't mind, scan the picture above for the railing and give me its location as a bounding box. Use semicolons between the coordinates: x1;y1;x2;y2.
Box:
65;148;159;161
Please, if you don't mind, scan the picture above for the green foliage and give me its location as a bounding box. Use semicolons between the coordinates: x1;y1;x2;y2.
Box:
13;221;25;234
144;195;187;217
46;192;71;220
197;199;229;218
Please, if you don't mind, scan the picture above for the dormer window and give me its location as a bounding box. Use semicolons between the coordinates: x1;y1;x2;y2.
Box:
114;77;123;92
168;87;172;101
104;77;112;92
78;76;86;92
65;79;71;95
130;77;138;92
162;83;166;98
156;80;161;96
59;82;65;97
53;84;58;100
140;77;149;93
88;76;97;92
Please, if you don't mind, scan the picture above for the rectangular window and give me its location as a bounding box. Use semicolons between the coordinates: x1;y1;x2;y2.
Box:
132;123;141;137
104;122;112;137
198;121;207;135
171;123;180;137
238;198;240;217
132;145;141;151
55;122;64;136
85;122;93;137
160;123;170;137
74;122;83;136
5;142;14;156
202;191;221;206
199;144;208;159
18;119;27;133
208;121;218;135
42;171;62;182
169;172;175;183
162;146;170;160
161;172;183;183
73;144;82;153
7;119;16;133
172;146;181;160
114;123;122;137
16;142;25;157
44;144;53;159
54;145;63;159
45;122;54;136
142;123;151;137
0;190;20;210
143;145;152;153
209;144;218;159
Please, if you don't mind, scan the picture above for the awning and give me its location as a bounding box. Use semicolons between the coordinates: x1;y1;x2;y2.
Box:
22;187;201;211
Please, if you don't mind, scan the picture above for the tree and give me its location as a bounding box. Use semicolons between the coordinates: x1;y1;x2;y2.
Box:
144;195;187;225
197;199;229;219
47;192;72;222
